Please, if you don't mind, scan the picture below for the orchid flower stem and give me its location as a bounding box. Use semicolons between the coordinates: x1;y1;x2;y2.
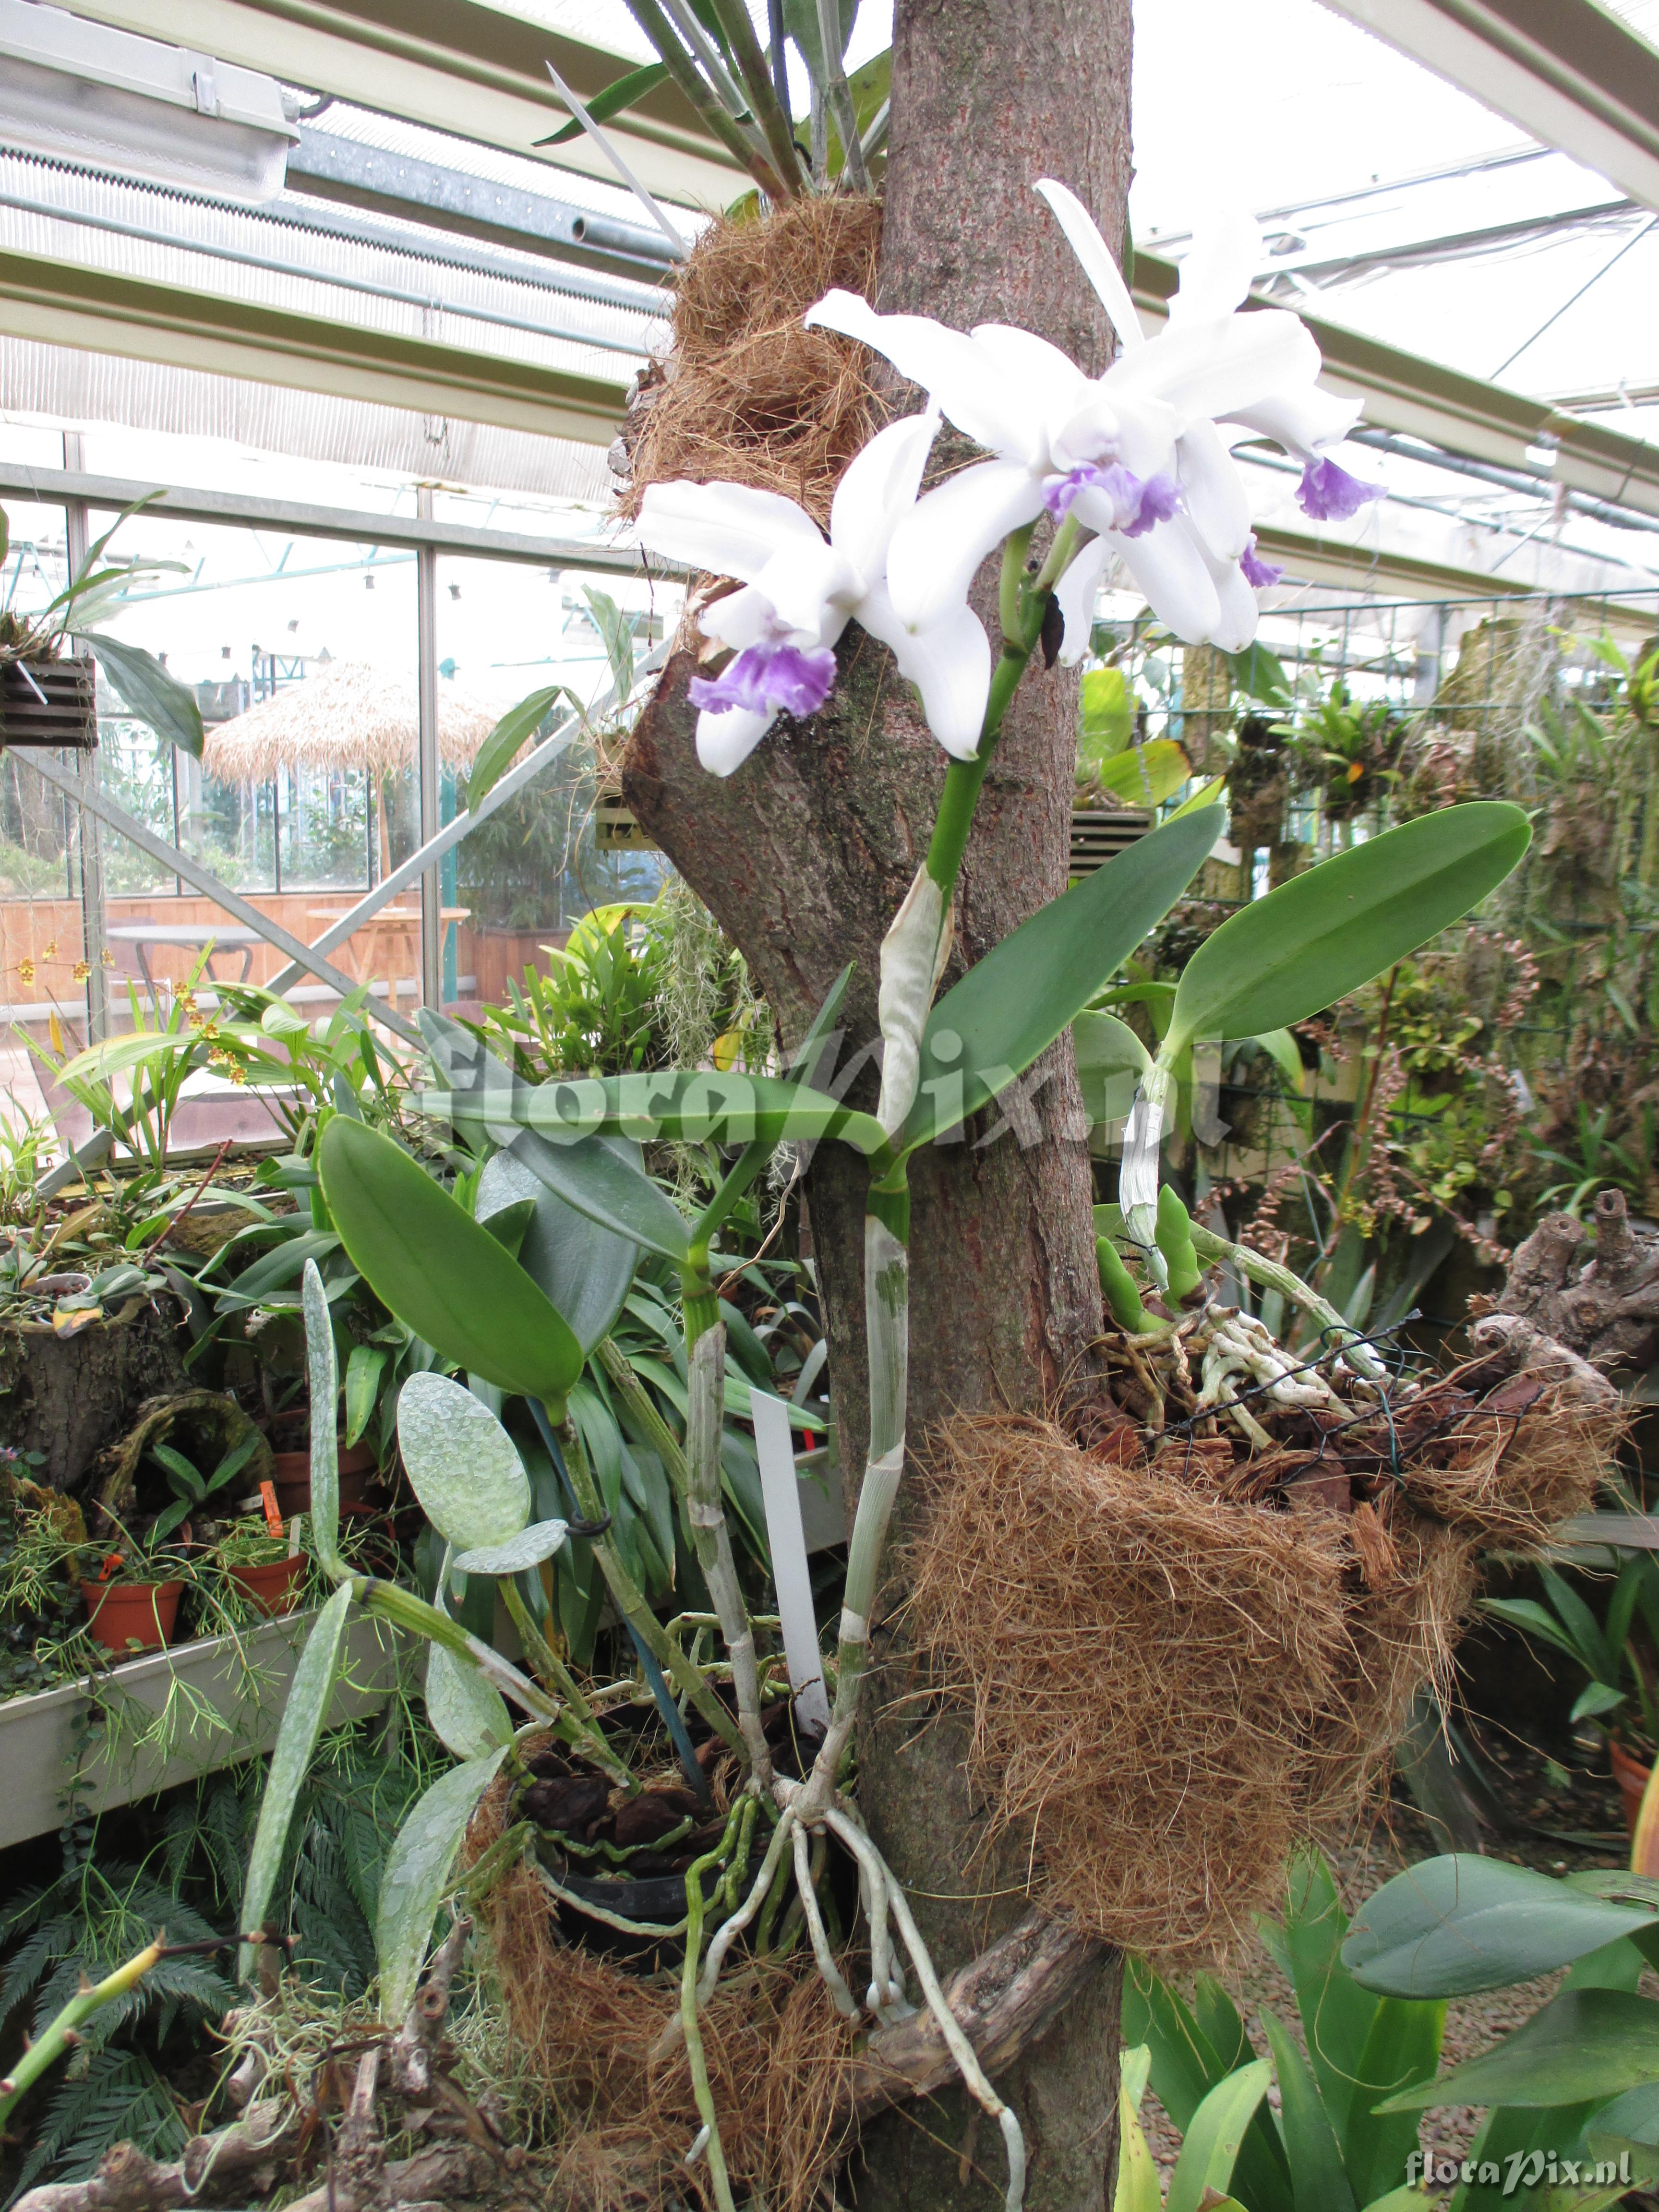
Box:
553;1414;747;1762
686;1324;772;1785
0;1938;162;2124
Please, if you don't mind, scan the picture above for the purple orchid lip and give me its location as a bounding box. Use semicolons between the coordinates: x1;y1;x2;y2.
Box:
1239;534;1285;589
1045;462;1182;538
688;638;838;719
1296;457;1383;522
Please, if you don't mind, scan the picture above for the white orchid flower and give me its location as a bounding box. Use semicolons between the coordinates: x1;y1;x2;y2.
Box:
633;412;992;775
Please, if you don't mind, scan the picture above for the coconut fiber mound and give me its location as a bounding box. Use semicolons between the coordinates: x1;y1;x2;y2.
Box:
903;1414;1354;1966
465;1780;859;2212
1398;1377;1618;1551
618;193;883;529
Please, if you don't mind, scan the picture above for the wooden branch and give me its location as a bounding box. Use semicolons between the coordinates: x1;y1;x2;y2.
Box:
11;2111;301;2212
281;2144;500;2212
388;1916;469;2098
833;1910;1106;2123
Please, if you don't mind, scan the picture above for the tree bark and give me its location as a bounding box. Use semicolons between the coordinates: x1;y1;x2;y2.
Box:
624;6;1133;2204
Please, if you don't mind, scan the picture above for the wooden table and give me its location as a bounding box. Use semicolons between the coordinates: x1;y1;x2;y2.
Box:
106;921;262;1010
309;905;470;986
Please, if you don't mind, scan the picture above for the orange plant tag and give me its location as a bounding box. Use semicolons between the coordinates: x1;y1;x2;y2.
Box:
259;1480;284;1538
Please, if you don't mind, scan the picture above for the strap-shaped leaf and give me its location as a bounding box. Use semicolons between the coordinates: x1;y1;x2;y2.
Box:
302;1260;345;1582
1164;802;1530;1061
375;1746;509;2023
398;1371;530;1551
898;806;1221;1155
1166;2058;1270;2212
319;1118;584;1403
1343;1853;1657;1997
465;685;564;808
239;1582;353;1979
1377;1987;1659;2111
428;1067;887;1156
424;1644;513;1761
81;632;205;757
452;1519;569;1575
1259;2008;1357;2212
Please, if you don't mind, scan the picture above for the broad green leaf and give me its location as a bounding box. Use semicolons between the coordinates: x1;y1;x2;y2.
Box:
452;1519;568;1575
1588;2080;1659;2186
1081;664;1134;749
302;1260;345;1581
1166;2059;1271;2212
1342;1998;1445;2207
1192;1974;1255;2076
1163;804;1531;1062
477;1142;649;1348
424;1643;512;1761
1226;642;1292;708
343;1344;388;1451
1114;2083;1163;2212
1448;2105;1598;2212
1091;738;1192;807
1477;1597;1585;1663
375;1745;509;2023
1123;1960;1294;2212
1276;1849;1379;2140
81;631;205;757
320;1118;584;1404
466;684;564;807
540;59;671;144
1380;1989;1659;2110
1260;2006;1357;2212
1343;1855;1659;1998
430;1067;887;1158
239;1582;353;1975
398;1372;529;1551
1074;1010;1151;1127
899;806;1222;1155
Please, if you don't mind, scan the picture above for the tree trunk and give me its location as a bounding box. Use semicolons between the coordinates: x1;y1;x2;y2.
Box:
623;7;1133;2204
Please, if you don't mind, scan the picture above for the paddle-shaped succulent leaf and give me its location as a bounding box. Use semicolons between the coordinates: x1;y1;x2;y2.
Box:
897;806;1221;1155
239;1582;354;1979
451;1519;568;1575
1159;802;1530;1065
376;1745;510;2023
424;1643;513;1761
397;1372;530;1552
319;1117;583;1404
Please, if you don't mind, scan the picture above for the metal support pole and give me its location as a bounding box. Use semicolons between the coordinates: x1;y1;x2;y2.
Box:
61;432;108;1047
416;486;442;1012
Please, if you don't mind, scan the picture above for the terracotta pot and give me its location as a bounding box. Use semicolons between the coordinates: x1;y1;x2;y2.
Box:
223;1551;305;1616
82;1577;183;1654
270;1438;378;1520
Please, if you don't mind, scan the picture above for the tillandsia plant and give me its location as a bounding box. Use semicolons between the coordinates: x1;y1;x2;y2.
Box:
394;180;1530;2211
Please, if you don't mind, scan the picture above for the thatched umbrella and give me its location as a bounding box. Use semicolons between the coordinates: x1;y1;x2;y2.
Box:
203;661;499;873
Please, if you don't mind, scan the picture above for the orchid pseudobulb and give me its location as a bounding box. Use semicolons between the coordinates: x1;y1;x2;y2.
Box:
633;411;992;776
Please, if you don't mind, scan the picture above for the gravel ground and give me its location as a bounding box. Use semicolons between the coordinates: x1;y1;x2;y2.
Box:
1133;1789;1652;2205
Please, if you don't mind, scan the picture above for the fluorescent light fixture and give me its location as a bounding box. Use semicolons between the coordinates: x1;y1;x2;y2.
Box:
0;0;297;204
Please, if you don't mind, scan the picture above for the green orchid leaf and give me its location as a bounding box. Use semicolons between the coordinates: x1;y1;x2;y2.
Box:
1343;1855;1659;1998
397;1371;530;1552
1166;2058;1271;2212
465;684;565;807
1073;1010;1151;1127
1226;642;1292;709
1378;1988;1659;2110
424;1644;513;1762
1163;803;1529;1062
343;1344;389;1450
1342;1996;1445;2206
1274;1849;1378;2139
428;1066;887;1157
476;1145;648;1349
899;806;1222;1155
375;1745;510;2023
80;632;204;757
302;1259;345;1581
319;1118;584;1404
239;1582;353;1977
1588;2080;1659;2188
452;1519;569;1575
538;59;672;145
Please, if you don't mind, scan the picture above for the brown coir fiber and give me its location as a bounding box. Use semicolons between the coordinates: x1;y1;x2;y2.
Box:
464;1781;857;2212
1399;1386;1618;1551
903;1413;1351;1965
1302;1503;1481;1838
618;194;883;529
